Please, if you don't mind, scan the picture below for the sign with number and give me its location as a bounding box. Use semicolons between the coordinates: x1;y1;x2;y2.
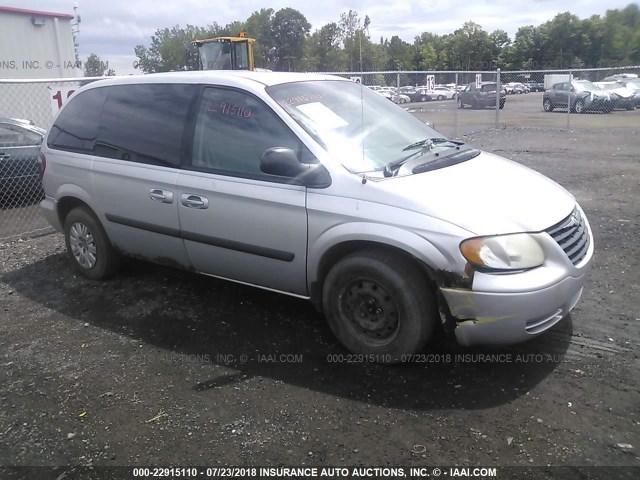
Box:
50;87;76;116
475;74;482;89
350;76;362;84
426;75;435;91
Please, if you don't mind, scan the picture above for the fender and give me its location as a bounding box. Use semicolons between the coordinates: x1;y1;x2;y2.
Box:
307;221;467;290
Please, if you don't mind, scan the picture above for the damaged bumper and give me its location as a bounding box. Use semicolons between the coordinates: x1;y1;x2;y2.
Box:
441;274;586;346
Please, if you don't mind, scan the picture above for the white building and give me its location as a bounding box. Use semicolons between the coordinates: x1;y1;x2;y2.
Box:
0;5;80;79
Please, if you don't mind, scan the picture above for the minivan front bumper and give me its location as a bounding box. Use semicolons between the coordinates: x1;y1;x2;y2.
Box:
441;273;586;346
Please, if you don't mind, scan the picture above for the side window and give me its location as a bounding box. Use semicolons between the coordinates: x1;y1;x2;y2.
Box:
0;124;42;147
96;84;194;168
468;83;475;92
191;87;304;177
47;87;107;153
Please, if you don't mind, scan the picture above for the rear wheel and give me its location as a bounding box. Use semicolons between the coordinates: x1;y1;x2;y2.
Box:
64;207;120;280
543;98;554;112
574;99;585;114
437;95;445;101
322;250;436;363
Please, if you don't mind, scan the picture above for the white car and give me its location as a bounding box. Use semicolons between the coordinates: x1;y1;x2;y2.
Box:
428;86;456;100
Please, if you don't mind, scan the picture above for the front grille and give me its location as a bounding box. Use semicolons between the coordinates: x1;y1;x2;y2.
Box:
545;208;590;266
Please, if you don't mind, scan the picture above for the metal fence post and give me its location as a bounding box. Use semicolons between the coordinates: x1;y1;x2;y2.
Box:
566;70;572;130
454;72;458;138
495;68;501;129
397;71;400;91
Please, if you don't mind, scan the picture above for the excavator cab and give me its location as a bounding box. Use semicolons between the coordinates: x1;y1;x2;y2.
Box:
193;32;255;71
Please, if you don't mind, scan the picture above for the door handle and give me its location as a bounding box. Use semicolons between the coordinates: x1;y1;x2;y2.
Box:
149;189;174;203
181;193;208;209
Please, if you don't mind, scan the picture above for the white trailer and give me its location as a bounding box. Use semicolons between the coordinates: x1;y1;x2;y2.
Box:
544;74;571;90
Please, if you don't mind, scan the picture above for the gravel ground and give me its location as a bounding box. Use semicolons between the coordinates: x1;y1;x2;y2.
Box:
0;126;638;477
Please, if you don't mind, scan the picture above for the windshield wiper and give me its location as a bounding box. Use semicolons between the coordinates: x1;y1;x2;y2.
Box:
402;137;451;151
384;137;462;177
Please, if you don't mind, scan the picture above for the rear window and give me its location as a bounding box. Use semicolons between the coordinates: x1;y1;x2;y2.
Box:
48;87;107;153
96;84;195;167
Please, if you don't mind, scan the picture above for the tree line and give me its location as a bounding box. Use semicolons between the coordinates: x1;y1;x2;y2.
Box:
126;4;640;74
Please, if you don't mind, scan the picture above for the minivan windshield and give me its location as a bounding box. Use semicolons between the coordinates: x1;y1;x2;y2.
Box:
267;80;445;173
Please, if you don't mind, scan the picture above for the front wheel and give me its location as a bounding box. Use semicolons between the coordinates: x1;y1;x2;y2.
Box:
437;95;445;101
64;206;120;280
322;250;436;363
574;99;585;114
543;98;553;112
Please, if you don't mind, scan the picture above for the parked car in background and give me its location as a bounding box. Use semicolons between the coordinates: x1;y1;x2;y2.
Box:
375;89;410;104
0;118;45;205
594;82;639;110
543;80;614;113
426;86;456;100
457;82;506;109
525;82;545;92
399;86;431;102
504;82;527;94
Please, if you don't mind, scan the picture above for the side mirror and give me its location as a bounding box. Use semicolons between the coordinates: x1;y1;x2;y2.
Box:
260;147;331;187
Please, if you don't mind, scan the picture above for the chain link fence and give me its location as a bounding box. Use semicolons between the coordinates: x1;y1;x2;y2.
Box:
0;77;105;241
322;66;640;137
1;67;639;240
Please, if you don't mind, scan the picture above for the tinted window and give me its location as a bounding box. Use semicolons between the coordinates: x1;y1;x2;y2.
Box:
0;124;42;147
191;87;303;176
480;84;495;92
48;87;107;153
96;84;194;167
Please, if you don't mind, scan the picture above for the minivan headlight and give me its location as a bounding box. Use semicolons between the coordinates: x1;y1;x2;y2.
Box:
460;233;545;271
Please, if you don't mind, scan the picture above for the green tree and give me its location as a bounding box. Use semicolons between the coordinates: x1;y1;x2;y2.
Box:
272;8;311;71
245;8;275;68
84;53;109;77
134;24;222;73
304;22;345;71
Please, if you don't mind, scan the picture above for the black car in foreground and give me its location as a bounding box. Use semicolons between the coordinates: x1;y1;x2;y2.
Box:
457;82;506;109
0;118;45;205
543;80;613;113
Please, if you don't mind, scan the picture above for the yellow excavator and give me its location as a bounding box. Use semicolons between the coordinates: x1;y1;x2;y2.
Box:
192;32;258;71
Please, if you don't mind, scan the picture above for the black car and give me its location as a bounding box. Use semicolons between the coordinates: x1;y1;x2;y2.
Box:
0;118;45;205
398;86;431;102
542;81;613;113
525;82;545;92
457;82;506;109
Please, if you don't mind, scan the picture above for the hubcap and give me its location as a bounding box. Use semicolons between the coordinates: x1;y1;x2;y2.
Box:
69;222;97;269
339;279;400;345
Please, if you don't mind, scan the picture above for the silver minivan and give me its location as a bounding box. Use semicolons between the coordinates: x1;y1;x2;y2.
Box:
39;71;593;362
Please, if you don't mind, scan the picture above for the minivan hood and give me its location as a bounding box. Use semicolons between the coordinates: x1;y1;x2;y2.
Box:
376;151;575;235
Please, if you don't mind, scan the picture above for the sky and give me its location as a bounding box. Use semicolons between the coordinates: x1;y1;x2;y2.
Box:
3;1;633;74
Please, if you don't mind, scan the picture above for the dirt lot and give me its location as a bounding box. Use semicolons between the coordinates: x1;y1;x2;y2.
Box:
0;120;639;478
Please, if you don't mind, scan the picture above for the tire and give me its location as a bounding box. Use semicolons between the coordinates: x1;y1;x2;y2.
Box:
421;94;429;102
64;206;120;280
437;95;445;101
574;99;585;114
626;105;635;111
457;97;464;109
543;98;554;112
322;249;436;363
